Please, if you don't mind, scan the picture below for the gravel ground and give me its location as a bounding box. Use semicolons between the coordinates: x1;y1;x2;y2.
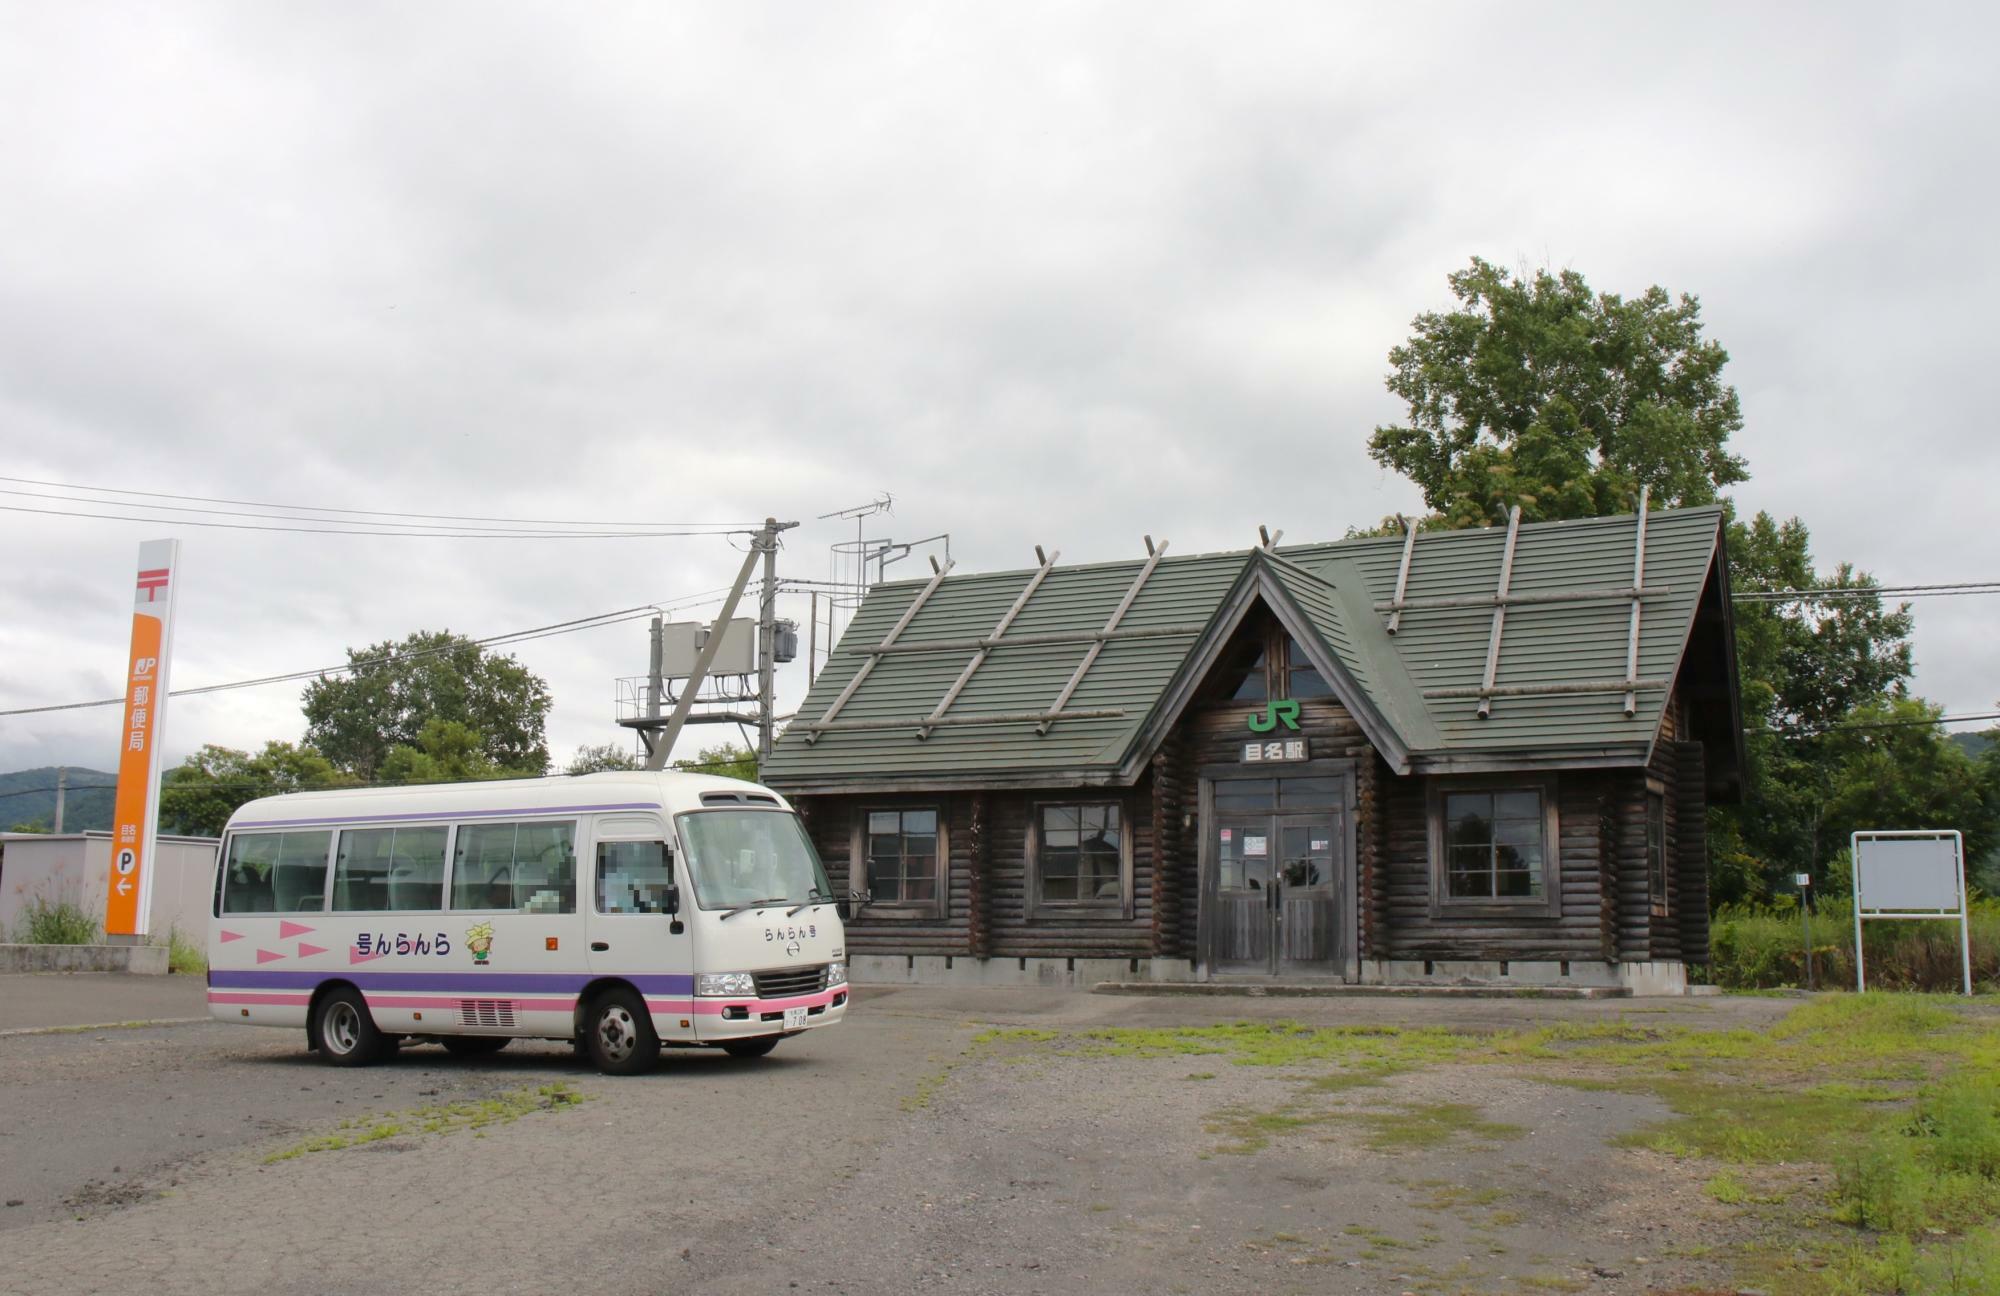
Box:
0;977;1799;1296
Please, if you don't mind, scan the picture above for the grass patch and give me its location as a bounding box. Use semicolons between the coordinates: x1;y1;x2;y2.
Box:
12;896;98;944
1333;1101;1525;1153
163;927;206;975
263;1083;583;1163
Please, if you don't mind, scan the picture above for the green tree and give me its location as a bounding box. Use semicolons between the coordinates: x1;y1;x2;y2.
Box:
377;719;537;786
1813;699;2000;895
1369;257;1748;529
160;742;358;837
302;631;551;779
7;818;51;833
673;743;757;782
564;743;642;775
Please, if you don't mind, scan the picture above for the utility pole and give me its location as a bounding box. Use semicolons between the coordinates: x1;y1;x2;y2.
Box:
647;618;665;726
54;767;66;833
644;518;798;772
756;516;783;766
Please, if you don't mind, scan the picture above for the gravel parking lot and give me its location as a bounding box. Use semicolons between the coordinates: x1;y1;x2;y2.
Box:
0;976;1809;1296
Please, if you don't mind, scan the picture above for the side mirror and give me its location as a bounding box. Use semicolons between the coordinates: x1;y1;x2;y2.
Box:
663;884;681;916
836;897;852;921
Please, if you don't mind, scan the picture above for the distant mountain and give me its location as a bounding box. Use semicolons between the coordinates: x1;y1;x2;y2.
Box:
1950;731;1994;761
0;767;118;832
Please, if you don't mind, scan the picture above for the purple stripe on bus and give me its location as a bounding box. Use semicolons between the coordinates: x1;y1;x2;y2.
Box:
230;801;662;829
208;969;695;994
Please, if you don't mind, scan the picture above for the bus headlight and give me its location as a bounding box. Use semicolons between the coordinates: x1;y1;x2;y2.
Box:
696;972;756;997
826;961;847;987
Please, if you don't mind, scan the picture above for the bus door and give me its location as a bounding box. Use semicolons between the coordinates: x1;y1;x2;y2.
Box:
587;816;695;1038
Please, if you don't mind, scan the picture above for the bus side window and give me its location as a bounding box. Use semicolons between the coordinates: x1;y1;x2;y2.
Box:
596;842;673;914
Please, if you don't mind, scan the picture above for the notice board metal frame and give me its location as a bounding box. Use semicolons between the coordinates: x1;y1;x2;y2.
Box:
1851;830;1971;995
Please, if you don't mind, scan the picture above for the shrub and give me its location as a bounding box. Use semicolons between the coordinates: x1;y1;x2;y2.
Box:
165;927;207;975
13;896;100;945
1709;898;2000;992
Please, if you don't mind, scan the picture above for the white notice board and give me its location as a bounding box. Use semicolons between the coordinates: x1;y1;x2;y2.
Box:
1851;831;1970;994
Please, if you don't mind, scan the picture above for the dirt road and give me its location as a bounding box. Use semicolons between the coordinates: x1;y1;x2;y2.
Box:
0;977;1798;1296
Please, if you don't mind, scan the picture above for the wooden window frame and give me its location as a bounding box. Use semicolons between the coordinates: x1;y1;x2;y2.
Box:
1426;774;1563;919
850;805;947;920
1646;782;1669;918
1026;799;1134;921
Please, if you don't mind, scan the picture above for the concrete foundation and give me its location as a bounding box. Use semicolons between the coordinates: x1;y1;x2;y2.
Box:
1360;958;1689;996
0;944;171;975
851;954;1198;989
852;953;1693;996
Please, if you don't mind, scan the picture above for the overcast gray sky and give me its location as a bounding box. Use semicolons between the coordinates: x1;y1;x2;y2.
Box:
3;2;1996;777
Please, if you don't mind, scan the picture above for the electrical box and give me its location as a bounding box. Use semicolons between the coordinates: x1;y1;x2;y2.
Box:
659;618;756;676
773;620;799;663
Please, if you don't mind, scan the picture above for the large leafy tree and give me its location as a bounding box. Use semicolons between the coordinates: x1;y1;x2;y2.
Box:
377;719;538;786
674;743;757;782
160;742;358;837
302;631;551;779
1369;257;1748;529
564;743;642;775
1370;258;1996;906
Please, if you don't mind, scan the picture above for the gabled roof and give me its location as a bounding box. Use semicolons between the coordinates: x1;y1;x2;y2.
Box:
762;505;1734;792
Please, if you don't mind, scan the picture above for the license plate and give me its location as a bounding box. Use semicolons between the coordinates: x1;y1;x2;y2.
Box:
782;1006;809;1031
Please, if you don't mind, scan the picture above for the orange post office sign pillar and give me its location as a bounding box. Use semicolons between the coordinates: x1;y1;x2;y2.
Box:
106;539;182;938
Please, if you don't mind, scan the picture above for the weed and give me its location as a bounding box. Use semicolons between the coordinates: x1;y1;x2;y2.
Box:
13;896;97;945
264;1083;583;1163
1331;1102;1525;1153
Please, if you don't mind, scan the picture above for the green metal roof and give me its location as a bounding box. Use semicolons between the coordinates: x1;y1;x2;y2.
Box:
762;506;1731;791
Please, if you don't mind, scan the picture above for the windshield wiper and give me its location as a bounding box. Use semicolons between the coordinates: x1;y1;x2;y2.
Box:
787;888;832;917
720;897;789;921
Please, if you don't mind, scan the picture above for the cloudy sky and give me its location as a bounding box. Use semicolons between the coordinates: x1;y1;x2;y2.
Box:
3;3;1996;777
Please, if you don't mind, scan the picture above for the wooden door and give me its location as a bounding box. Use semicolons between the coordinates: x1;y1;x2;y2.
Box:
1211;814;1275;971
1276;813;1341;973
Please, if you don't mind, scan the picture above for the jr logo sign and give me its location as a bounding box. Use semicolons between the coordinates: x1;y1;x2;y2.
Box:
1246;700;1302;734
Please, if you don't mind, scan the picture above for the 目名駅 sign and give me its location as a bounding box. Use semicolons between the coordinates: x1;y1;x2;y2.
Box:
106;539;182;938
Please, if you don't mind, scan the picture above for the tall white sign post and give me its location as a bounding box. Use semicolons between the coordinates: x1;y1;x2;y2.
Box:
1851;830;1971;995
106;539;182;940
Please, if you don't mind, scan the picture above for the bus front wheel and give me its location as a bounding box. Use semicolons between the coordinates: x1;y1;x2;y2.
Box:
583;988;660;1076
313;988;389;1067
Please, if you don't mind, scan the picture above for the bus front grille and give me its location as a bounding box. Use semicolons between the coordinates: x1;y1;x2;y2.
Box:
459;999;517;1028
753;967;827;999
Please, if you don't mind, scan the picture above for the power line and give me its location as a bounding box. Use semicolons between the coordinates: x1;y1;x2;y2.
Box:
0;586;737;718
1735;582;2000;603
1764;710;2000;739
0;488;746;537
0;501;748;540
2;758;760;806
0;475;762;530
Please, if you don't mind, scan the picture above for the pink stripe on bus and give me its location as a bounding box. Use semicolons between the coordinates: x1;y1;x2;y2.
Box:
688;987;843;1016
208;992;312;1006
362;994;577;1012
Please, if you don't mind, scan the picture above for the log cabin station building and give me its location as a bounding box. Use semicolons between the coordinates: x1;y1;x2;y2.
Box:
761;500;1744;996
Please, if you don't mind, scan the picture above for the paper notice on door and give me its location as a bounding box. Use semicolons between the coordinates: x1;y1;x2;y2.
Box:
1311;839;1330;852
1243;835;1268;857
1219;829;1232;843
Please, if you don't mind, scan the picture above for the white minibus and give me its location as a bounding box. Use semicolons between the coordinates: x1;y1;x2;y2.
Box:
206;770;848;1074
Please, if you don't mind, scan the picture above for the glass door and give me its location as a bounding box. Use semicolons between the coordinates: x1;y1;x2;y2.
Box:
1276;814;1341;973
1212;816;1275;971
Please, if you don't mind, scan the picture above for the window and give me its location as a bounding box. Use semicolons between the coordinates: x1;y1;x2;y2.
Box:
1285;636;1334;699
333;826;446;912
682;811;832;910
1035;803;1124;908
864;809;939;906
452;820;577;913
220;831;331;914
1647;791;1668;915
1438;789;1547;902
596;841;674;914
1228;645;1269;701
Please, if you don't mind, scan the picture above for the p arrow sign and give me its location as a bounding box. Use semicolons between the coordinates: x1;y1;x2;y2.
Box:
115;877;134;897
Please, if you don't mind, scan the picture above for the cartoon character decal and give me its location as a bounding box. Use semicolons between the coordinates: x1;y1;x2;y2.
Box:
466;921;495;965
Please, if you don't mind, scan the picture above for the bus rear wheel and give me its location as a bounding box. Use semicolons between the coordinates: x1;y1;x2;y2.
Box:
721;1037;779;1059
583;988;660;1076
313;988;389;1067
440;1036;511;1056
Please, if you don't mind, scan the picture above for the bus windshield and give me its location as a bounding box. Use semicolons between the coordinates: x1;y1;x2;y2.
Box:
678;810;833;912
